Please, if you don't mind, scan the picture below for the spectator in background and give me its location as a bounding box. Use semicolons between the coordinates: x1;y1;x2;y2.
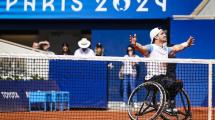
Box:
94;42;114;69
61;43;70;55
119;45;139;107
74;38;95;57
95;43;104;56
39;41;50;51
94;42;114;70
32;42;39;49
39;40;55;55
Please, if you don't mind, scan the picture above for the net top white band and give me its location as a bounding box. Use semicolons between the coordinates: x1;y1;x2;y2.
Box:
0;54;215;64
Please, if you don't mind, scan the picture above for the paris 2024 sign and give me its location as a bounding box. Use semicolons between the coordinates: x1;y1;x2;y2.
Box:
0;0;202;19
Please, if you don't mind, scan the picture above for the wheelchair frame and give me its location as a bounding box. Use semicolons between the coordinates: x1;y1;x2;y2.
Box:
128;81;192;120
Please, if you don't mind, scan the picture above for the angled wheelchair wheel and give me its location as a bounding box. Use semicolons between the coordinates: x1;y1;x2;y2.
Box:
128;81;166;120
160;88;192;120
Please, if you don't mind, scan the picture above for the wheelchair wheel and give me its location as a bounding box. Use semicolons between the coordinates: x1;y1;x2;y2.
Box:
160;88;192;120
128;81;166;120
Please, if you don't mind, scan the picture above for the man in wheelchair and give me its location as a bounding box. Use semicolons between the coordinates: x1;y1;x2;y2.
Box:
130;27;194;113
147;74;183;112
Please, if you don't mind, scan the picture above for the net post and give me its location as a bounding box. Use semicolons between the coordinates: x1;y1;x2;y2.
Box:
208;63;213;120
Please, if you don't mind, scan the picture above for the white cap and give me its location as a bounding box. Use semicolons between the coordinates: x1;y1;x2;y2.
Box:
78;38;91;48
150;27;161;43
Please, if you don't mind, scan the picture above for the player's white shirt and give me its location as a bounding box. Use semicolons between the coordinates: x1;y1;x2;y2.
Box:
145;44;172;80
74;48;95;57
123;55;139;75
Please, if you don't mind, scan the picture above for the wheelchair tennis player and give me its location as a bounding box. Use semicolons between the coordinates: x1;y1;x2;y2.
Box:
130;27;194;112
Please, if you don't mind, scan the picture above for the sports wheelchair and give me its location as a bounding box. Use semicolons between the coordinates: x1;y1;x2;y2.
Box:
128;80;192;120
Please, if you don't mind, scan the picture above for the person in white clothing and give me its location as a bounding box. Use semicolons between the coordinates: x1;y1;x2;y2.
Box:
74;38;95;57
39;40;55;55
119;45;139;107
130;27;194;111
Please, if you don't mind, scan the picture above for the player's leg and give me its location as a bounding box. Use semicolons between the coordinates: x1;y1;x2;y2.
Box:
130;75;137;107
122;74;129;107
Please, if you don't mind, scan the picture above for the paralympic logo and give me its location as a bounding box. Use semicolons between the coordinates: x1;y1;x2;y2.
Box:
113;0;131;11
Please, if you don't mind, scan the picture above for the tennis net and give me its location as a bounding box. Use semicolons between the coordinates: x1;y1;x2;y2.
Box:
0;54;214;120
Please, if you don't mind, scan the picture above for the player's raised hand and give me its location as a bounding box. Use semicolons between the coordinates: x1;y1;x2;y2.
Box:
130;34;137;45
187;36;195;47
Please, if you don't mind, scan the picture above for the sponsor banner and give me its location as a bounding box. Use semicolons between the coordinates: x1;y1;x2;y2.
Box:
0;80;58;112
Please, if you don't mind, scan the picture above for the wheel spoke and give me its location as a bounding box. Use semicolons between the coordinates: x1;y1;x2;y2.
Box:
128;82;166;120
180;92;188;112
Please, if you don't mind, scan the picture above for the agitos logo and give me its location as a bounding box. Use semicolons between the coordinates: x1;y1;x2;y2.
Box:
113;0;131;11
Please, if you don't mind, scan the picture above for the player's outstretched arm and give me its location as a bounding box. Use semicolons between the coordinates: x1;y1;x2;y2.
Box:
172;36;195;53
130;34;149;56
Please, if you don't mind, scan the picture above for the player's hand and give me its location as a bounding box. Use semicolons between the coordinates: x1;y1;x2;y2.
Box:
187;36;195;47
130;34;137;45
